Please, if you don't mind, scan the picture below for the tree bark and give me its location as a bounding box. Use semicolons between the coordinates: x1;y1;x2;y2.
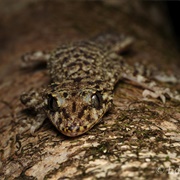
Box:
0;1;180;179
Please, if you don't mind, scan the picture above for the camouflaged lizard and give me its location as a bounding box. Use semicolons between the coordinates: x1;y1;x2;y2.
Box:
20;34;179;137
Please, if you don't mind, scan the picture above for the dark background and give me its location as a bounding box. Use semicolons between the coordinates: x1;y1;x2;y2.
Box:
167;2;180;48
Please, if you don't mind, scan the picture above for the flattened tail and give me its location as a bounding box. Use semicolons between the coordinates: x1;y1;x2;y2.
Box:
91;32;134;54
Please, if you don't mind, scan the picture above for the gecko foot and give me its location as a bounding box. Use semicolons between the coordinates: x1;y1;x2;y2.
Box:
21;51;50;68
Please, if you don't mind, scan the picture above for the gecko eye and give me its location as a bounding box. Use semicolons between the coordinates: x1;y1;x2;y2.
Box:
91;92;102;109
48;95;59;111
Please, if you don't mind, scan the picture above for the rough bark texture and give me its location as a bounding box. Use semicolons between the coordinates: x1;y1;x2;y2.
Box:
0;1;180;180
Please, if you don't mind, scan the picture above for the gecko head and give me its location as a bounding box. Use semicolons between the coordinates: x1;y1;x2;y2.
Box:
44;85;113;137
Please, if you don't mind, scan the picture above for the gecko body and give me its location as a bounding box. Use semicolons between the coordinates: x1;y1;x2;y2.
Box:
21;34;179;137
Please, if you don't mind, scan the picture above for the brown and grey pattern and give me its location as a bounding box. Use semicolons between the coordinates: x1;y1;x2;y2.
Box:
20;33;180;137
20;34;133;136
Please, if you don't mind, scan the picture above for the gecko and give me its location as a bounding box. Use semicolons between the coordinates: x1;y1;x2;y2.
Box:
20;33;180;137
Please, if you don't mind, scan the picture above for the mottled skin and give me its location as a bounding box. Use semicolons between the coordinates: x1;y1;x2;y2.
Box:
20;34;179;137
21;34;134;136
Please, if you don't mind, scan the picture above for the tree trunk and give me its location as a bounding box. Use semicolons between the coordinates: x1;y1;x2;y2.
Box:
0;1;180;179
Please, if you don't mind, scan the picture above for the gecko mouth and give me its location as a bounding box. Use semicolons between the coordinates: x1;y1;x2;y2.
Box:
60;124;92;137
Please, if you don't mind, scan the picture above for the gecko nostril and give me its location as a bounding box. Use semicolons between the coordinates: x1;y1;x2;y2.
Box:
68;125;77;132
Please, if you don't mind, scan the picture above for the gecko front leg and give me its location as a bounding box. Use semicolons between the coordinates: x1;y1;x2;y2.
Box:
21;51;51;68
121;62;180;103
20;89;45;110
21;88;47;134
20;51;51;133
